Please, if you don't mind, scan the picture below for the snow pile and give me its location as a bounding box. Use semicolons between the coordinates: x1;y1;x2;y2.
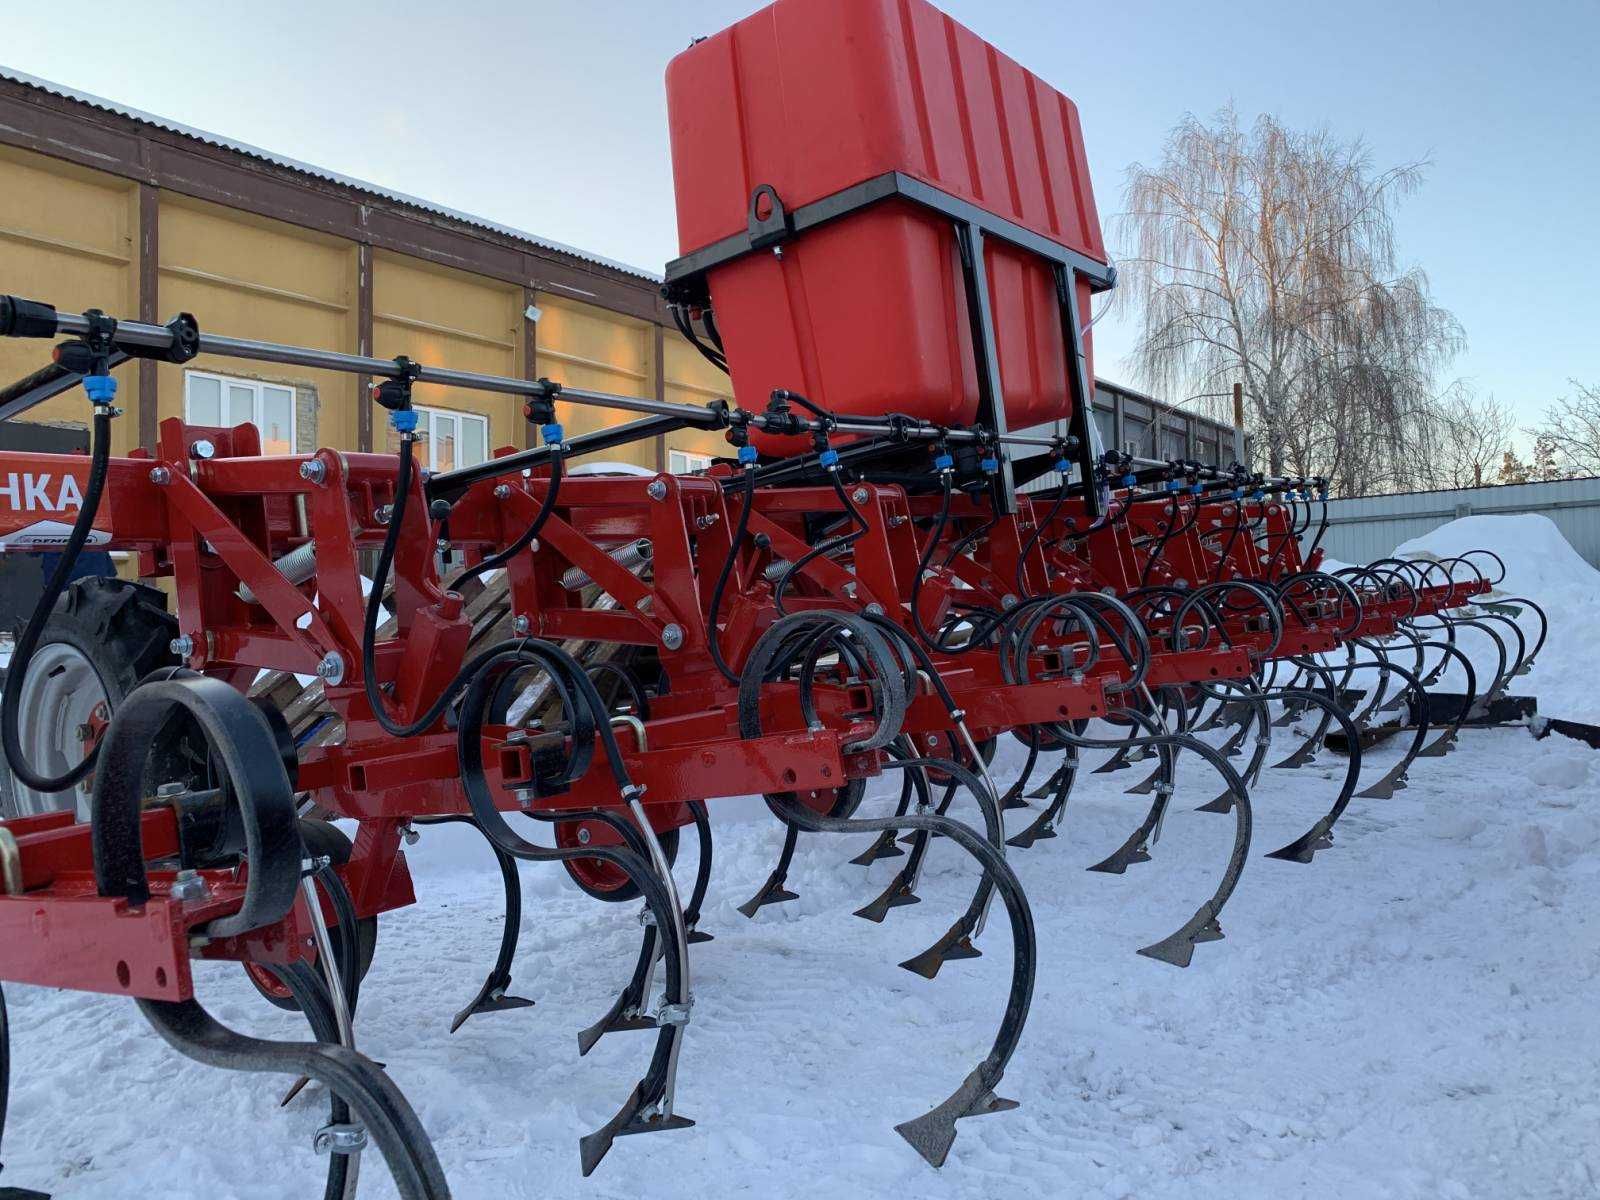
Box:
5;726;1597;1199
1396;512;1600;603
1396;514;1600;724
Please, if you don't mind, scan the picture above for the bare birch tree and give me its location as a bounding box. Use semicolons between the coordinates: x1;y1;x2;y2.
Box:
1117;108;1463;492
1428;386;1515;488
1533;380;1600;476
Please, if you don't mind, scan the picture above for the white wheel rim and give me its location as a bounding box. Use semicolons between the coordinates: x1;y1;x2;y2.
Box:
9;642;108;821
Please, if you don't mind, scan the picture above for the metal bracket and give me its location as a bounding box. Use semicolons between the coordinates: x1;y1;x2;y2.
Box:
313;1123;369;1157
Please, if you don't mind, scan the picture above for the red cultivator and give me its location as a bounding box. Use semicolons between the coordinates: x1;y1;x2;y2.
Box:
0;1;1547;1196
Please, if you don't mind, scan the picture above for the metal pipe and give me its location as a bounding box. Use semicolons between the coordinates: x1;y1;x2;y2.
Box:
429;414;692;499
300;869;363;1195
46;311;717;423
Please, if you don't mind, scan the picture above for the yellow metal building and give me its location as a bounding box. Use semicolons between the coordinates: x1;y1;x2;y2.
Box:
0;69;731;478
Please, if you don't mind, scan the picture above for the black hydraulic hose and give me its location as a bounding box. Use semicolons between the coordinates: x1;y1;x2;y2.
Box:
1015;478;1070;600
361;435;431;737
1139;491;1188;587
773;468;869;615
1305;494;1331;562
707;465;757;684
1210;496;1250;584
448;451;564;593
362;434;564;738
911;471;955;650
1263;495;1301;578
2;406;113;792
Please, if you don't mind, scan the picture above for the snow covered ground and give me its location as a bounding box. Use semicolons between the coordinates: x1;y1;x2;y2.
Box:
3;516;1597;1199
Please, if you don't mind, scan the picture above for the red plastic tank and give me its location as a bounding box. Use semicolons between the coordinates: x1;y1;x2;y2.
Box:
666;0;1108;448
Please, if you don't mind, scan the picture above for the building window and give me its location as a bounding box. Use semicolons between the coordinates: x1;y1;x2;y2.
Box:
184;370;296;455
1091;406;1116;455
386;405;489;472
669;450;713;475
1161;420;1188;462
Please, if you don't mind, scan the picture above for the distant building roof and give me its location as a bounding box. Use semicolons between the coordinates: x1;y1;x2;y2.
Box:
0;65;662;284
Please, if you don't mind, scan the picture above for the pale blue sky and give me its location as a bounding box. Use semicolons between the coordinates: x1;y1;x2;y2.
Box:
5;0;1596;436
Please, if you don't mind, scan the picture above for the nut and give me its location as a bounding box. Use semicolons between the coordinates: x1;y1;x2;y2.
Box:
661;623;685;651
315;652;346;684
647;479;668;501
170;869;209;903
149;466;171;485
299;459;327;485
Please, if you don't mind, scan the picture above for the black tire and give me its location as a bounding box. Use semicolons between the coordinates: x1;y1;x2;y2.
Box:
2;577;199;819
243;819;379;1012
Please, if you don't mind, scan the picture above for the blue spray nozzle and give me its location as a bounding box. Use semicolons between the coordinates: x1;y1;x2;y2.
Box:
818;448;840;468
934;453;954;471
738;444;759;465
980;456;999;474
541;422;564;445
83;375;117;404
1121;473;1137;488
1053;458;1071;474
390;409;419;433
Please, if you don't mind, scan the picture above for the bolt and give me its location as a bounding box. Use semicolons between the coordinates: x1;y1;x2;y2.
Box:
647;479;668;501
494;483;512;500
374;504;394;525
149;466;171;485
315;652;346;685
577;827;591;845
401;824;420;846
299;459;327;485
514;788;534;809
888;515;907;528
170;869;209;903
1002;593;1019;610
696;513;720;529
865;602;885;616
169;635;194;658
512;615;531;635
435;538;450;553
155;781;187;799
852;487;869;504
189;439;216;460
661;623;685;651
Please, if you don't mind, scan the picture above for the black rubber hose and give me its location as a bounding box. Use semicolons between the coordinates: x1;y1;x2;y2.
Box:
707;465;756;684
773;469;868;616
911;471;955;650
2;407;114;792
448;451;564;593
1015;478;1070;600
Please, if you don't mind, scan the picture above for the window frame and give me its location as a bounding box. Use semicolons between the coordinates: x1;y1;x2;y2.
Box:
183;369;298;454
399;404;491;473
668;449;713;475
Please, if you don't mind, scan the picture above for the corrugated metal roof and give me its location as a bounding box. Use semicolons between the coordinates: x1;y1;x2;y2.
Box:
0;65;664;284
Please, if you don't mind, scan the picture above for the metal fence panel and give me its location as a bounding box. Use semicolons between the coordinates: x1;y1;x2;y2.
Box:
1313;477;1600;568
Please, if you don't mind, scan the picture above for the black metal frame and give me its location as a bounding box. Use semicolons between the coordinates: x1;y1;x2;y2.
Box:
664;171;1117;514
